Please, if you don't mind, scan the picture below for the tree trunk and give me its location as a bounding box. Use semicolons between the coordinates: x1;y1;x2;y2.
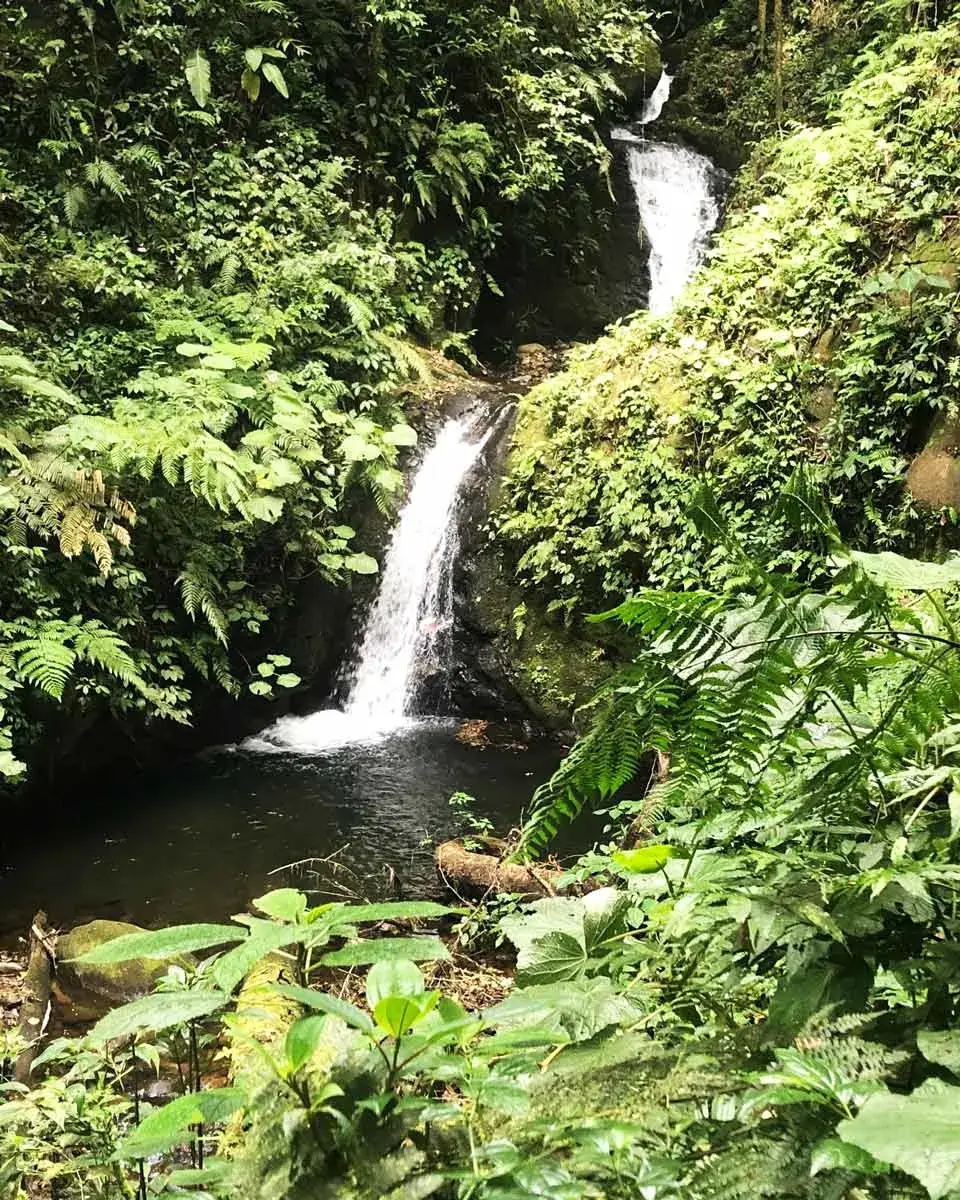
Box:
14;912;54;1085
435;840;565;900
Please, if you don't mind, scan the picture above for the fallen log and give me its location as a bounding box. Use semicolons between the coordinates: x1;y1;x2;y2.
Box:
14;911;54;1084
435;839;565;901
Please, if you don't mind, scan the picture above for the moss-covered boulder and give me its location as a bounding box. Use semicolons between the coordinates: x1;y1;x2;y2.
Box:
55;920;184;1022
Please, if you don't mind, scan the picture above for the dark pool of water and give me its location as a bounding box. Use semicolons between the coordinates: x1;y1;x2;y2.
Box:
0;724;566;934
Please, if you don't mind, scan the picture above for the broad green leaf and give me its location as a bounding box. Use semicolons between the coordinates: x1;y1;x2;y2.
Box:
838;1080;960;1198
185;49;211;108
516;931;588;986
486;977;639;1042
284;1015;328;1072
117;1088;244;1160
367;959;425;1008
919;1030;960;1078
90;990;229;1045
261;62;289;98
384;423;418;447
341;434;380;462
273;984;374;1032
810;1137;887;1177
253;888;307;922
199;353;237;371
344;553;379;575
582;887;632;952
244;47;264;71
613;845;677;875
333;900;456;926
211;921;300;993
373;994;438;1038
843;550;960;592
72;923;242;964
322;937;450;967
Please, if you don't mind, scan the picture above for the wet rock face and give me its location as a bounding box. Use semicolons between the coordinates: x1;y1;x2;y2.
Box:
55;919;188;1023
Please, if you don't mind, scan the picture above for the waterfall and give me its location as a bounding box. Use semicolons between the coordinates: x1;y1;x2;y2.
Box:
639;70;673;125
612;130;722;316
247;410;491;752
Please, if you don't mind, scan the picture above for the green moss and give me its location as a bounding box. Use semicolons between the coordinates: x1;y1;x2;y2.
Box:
57;920;189;1020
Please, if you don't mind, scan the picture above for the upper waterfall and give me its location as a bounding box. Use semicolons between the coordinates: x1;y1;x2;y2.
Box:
639;70;673;125
617;137;722;314
246;410;492;753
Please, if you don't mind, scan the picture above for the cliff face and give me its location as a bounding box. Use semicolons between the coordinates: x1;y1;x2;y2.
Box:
479;3;960;718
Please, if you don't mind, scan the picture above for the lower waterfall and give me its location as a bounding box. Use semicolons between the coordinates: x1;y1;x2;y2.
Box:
247;409;493;752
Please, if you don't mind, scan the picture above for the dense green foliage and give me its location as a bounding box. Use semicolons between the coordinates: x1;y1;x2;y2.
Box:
0;0;657;783
496;0;960;624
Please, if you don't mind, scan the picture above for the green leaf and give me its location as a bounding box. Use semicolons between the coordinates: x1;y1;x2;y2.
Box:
810;1137;887;1177
613;845;677;874
581;887;631;952
90;990;229;1045
344;553;379;575
516;932;588;986
341;434;381;462
253;888;307;922
842;551;960;592
373;994;438;1038
919;1030;960;1078
487;977;639;1042
117;1087;244;1160
334;901;456;926
367;960;426;1008
322;937;450;967
185;49;211;108
199;353;237;371
284;1015;328;1072
384;423;418;447
838;1080;960;1198
211;921;300;994
261;62;289;98
273;984;374;1032
72;923;242;963
276;673;301;688
244;47;264;71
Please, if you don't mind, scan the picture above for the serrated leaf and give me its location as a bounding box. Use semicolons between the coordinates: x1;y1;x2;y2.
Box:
284;1015;328;1072
273;984;374;1032
515;931;588;986
919;1030;960;1078
335;901;456;925
90;990;229;1045
838;1080;960;1198
367;960;425;1008
211;922;300;994
72;923;242;964
253;888;307;922
117;1087;244;1160
185;49;211;108
323;937;450;967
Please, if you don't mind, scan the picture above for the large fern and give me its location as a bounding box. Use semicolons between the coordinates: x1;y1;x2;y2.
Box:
514;539;960;859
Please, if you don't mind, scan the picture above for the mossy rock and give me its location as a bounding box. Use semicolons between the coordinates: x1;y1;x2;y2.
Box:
56;920;189;1022
908;415;960;511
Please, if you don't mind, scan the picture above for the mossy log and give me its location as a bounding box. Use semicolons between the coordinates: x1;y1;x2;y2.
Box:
435;839;565;900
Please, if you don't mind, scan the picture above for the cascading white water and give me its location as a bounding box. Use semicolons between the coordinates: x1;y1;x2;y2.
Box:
247;411;491;752
612;130;721;316
639;70;673;125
